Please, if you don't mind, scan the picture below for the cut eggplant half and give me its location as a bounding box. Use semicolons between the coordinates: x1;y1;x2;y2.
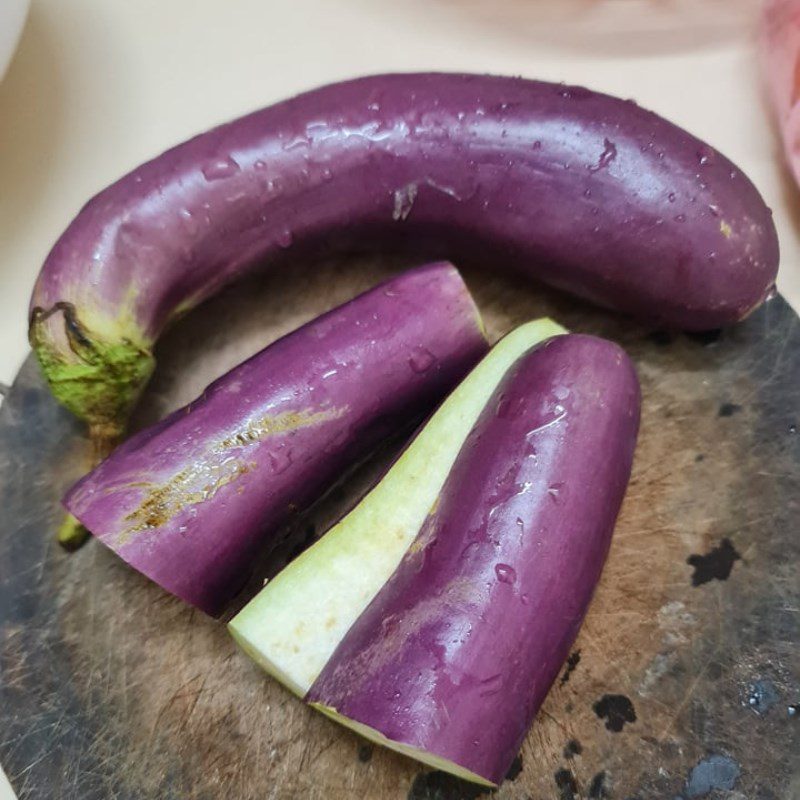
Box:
307;334;640;785
66;263;487;616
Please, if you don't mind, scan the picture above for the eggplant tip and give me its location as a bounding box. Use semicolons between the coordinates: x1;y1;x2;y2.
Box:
57;513;91;551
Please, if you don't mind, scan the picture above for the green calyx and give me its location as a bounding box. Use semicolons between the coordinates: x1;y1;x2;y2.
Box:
29;302;155;443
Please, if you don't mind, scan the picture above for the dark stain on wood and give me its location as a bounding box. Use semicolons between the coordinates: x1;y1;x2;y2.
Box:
559;650;581;686
593;694;636;732
718;402;743;417
563;739;582;760
687;538;741;586
587;771;608;799
554;768;578;800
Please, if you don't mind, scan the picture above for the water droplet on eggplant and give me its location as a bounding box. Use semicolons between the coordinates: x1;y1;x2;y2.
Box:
408;347;436;373
495;563;517;584
269;449;293;474
202;155;240;181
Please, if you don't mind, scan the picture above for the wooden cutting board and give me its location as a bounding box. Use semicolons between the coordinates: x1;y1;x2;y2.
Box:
1;256;798;800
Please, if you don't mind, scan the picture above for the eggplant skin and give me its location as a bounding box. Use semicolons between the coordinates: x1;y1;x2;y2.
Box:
307;334;640;786
29;73;777;439
63;263;488;616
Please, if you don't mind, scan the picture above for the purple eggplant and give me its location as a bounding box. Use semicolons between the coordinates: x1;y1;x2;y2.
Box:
30;73;777;447
306;334;640;785
63;263;487;616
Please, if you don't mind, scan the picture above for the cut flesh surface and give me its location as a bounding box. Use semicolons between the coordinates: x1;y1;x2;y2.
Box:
228;318;565;696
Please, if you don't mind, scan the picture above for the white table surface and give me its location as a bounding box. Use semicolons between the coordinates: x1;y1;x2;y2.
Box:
1;1;798;797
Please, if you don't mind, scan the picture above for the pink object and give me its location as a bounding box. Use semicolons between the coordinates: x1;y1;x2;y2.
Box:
762;0;800;186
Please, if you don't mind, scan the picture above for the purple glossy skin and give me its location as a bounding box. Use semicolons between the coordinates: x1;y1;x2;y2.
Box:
64;264;487;616
32;73;778;342
307;334;640;785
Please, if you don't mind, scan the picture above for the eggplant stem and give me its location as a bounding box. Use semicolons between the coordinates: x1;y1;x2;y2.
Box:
58;431;120;552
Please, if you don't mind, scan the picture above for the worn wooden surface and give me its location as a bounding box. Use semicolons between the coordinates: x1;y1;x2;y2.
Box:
0;256;798;800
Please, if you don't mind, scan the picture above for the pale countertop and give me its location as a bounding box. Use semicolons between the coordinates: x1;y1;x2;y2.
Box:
1;1;799;797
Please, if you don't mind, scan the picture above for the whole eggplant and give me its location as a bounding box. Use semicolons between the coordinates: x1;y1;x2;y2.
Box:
64;264;487;616
30;73;777;444
307;334;640;785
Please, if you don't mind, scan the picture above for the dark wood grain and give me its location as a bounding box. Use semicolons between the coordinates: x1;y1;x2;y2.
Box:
1;255;798;799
